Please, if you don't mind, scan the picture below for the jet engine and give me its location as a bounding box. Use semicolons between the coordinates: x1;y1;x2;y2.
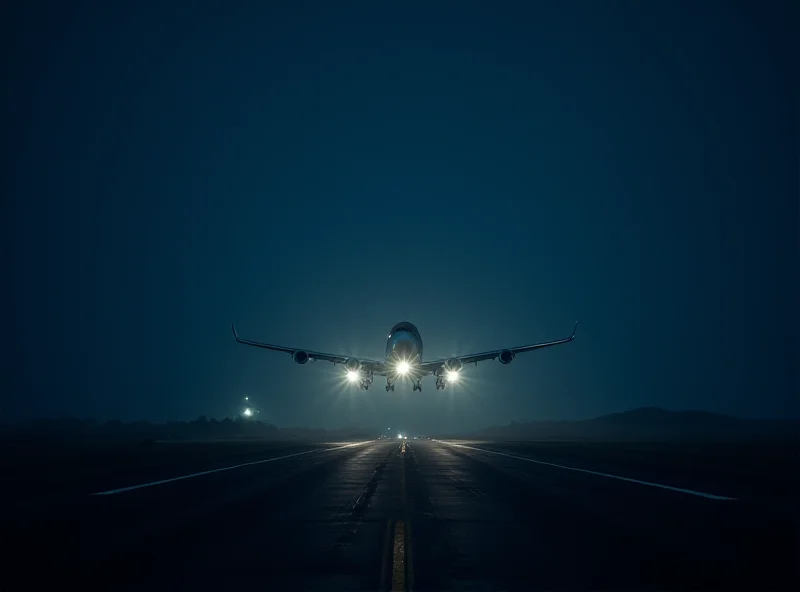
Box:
293;350;310;364
444;358;463;372
498;350;515;364
344;358;361;372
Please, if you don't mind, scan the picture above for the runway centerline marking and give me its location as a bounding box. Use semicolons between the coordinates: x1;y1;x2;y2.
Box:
90;441;373;496
436;441;737;501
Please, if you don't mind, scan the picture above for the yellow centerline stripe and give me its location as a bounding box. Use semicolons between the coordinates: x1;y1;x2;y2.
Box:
383;441;413;592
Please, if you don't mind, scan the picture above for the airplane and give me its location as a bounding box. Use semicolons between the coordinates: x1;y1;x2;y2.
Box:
231;321;577;392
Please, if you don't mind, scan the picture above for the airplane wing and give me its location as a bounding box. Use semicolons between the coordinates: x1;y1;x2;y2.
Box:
418;322;578;375
231;323;389;375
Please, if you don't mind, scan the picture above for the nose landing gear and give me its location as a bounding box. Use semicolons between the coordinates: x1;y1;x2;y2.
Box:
359;371;373;390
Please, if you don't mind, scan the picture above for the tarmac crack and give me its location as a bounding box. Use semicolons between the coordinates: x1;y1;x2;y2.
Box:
326;445;400;563
351;460;387;516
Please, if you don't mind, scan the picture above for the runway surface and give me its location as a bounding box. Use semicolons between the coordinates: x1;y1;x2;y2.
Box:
3;438;798;591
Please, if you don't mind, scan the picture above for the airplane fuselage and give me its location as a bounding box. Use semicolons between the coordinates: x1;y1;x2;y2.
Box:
385;321;423;364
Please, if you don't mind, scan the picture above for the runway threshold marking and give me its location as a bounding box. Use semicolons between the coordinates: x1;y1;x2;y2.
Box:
90;441;373;496
437;441;737;501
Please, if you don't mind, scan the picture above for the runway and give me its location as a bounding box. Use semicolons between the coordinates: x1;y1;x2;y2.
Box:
3;438;797;591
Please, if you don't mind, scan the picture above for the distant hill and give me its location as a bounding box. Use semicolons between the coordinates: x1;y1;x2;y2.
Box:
454;407;800;442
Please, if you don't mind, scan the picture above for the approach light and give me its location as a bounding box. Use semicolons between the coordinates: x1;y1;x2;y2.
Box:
346;370;360;383
243;408;252;417
396;361;410;375
446;370;460;382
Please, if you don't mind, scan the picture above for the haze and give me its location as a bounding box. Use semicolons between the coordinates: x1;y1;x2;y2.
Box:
3;1;797;433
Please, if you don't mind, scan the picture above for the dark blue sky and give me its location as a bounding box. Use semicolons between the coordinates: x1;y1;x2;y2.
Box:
4;1;798;431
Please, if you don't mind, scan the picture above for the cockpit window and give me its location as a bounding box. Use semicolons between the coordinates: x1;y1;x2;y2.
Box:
389;322;418;337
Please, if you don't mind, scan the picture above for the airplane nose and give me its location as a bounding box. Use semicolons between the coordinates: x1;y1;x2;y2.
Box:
387;329;421;362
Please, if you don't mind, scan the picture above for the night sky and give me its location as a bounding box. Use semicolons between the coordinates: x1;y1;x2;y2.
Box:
4;1;798;432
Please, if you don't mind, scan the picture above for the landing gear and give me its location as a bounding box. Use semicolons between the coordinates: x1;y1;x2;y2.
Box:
412;379;422;392
435;369;446;390
385;376;396;392
359;371;373;390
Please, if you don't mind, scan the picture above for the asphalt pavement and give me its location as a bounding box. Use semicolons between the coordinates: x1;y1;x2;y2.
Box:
3;438;797;591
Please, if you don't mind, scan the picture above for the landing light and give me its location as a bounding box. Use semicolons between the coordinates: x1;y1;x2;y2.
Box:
243;408;252;417
397;434;403;439
446;370;460;382
346;370;360;383
396;361;410;375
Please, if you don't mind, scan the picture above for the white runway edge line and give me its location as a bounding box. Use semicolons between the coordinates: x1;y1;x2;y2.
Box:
436;441;737;501
90;441;373;496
